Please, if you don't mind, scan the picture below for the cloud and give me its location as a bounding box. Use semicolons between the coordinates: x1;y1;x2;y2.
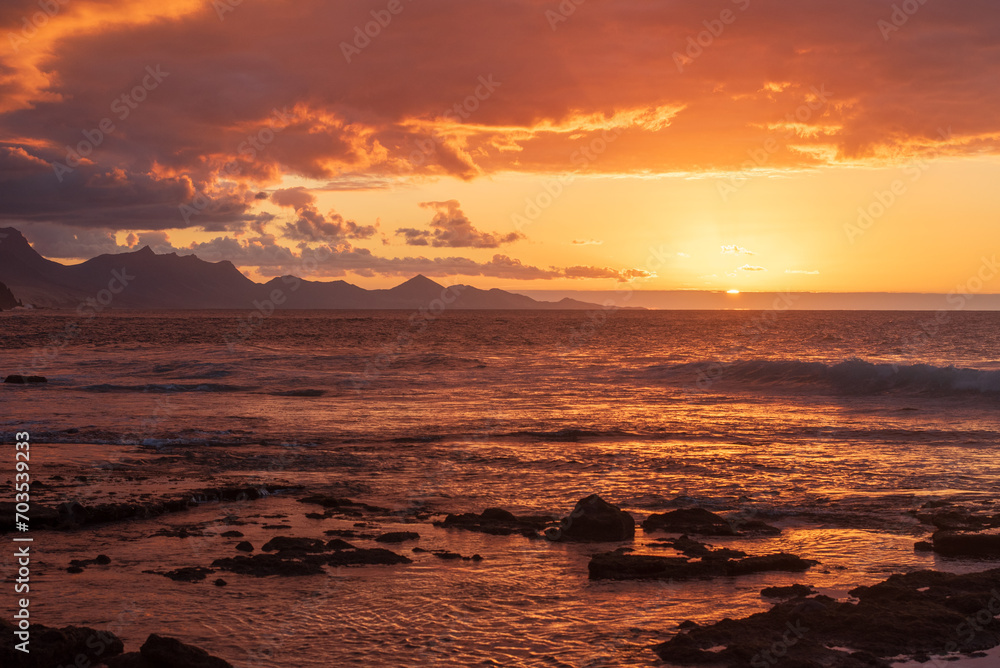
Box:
676;252;690;258
785;269;820;275
0;0;997;230
267;186;377;242
396;200;523;248
271;187;316;210
721;245;755;255
738;264;767;272
572;239;604;246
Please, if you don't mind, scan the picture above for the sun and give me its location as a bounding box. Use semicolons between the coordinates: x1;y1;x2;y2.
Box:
727;289;740;294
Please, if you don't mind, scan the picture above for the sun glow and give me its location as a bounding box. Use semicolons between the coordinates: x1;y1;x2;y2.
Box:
727;289;741;294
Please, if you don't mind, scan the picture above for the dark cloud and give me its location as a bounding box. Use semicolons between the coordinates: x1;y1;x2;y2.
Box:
396;200;523;248
1;0;997;230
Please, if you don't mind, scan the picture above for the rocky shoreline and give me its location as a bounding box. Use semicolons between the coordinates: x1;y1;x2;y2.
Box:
6;467;1000;667
0;622;234;668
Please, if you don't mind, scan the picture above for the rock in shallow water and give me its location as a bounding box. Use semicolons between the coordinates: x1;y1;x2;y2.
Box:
137;633;232;668
932;530;1000;558
548;494;635;542
588;550;817;580
643;507;781;536
211;553;325;577
4;374;47;383
375;531;420;543
654;567;1000;666
436;507;552;537
761;583;816;598
0;620;123;667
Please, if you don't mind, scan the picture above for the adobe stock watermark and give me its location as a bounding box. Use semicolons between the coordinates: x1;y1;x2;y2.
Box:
406;75;501;170
222;246;329;351
23;267;134;375
685;291;799;396
750;619;809;667
717;84;833;202
179;106;292;223
561;243;670;353
844;126;951;244
340;0;415;63
894;254;999;366
353;284;467;389
52;65;170;182
878;0;933;41
212;0;243;21
673;0;752;73
545;0;586;31
717;84;832;201
6;0;69;53
511;127;622;233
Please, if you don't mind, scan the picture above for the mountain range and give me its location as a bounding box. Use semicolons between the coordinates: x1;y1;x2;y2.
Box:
0;227;614;310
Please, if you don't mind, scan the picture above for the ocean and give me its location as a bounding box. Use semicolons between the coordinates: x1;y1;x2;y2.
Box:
2;309;999;666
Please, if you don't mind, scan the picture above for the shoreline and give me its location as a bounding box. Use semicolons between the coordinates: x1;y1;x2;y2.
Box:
4;441;1000;666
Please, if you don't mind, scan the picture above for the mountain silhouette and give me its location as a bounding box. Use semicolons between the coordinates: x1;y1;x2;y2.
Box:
0;228;624;310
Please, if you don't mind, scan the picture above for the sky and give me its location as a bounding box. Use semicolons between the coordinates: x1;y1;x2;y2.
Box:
1;0;998;294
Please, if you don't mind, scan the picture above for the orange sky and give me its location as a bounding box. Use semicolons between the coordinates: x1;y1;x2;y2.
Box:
1;0;998;293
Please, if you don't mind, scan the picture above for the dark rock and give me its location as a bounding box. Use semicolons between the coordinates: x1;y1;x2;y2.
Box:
589;551;692;580
30;485;291;531
761;583;816;598
105;652;154;668
69;554;112;569
932;530;1000;558
4;374;47;384
211;554;324;577
325;538;356;550
151;567;214;582
480;507;517;521
653;535;747;560
642;508;736;535
140;633;233;668
375;531;420;543
67;565;84;574
151;526;202;538
0;281;21;311
654;567;1000;666
734;519;783;536
550;494;635;542
0;619;124;667
304;512;326;519
436;507;552;537
235;541;254;552
261;536;328;554
321;548;412;567
644;508;782;537
725;553;817;576
214;578;227;587
914;540;934;551
589;550;817;581
220;530;243;537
